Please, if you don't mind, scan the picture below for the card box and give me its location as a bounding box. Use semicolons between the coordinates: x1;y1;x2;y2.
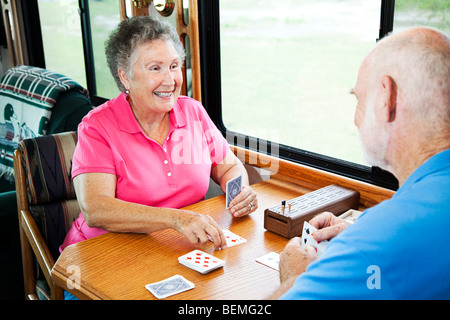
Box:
264;184;360;238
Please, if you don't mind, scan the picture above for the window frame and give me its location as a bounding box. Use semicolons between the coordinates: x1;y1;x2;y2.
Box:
79;0;108;106
198;0;399;191
15;0;45;68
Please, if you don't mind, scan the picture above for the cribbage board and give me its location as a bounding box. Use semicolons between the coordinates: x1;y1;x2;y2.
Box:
264;184;360;238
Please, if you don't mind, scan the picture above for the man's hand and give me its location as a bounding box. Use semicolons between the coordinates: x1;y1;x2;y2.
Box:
308;211;350;242
268;237;317;299
279;237;318;283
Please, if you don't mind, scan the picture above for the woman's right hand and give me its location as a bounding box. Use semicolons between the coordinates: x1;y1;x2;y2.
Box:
171;210;227;250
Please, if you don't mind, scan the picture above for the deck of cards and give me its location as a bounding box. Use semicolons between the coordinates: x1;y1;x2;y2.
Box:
302;221;329;257
145;275;195;299
226;175;242;209
178;250;225;274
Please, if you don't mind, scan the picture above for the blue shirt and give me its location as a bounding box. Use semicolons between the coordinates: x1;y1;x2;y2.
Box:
281;149;450;300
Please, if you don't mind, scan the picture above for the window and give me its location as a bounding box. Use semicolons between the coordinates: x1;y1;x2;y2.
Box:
34;0;403;189
199;0;399;189
37;0;86;87
394;0;450;35
38;0;120;102
219;0;381;166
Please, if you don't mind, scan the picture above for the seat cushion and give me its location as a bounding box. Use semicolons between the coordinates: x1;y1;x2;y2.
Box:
46;90;92;135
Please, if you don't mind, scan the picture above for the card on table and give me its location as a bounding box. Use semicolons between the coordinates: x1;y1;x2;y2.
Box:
223;229;247;248
178;250;225;274
255;252;280;271
301;221;329;257
226;175;242;209
145;274;195;299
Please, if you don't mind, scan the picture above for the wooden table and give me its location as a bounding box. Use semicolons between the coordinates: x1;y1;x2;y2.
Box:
51;179;315;300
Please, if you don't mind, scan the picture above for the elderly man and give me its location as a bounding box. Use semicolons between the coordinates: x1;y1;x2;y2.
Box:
270;27;450;299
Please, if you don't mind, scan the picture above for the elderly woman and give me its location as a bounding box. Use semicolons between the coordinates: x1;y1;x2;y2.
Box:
60;16;257;252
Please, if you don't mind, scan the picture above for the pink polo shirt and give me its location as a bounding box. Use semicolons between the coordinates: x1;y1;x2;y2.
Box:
60;93;229;251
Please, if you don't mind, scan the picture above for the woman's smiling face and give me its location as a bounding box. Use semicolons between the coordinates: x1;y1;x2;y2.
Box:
119;38;184;115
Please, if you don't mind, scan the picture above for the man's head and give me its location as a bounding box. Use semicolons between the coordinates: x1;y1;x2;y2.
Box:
352;27;450;183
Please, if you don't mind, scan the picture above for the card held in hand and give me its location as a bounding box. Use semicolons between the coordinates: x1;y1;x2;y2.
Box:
178;250;225;274
145;275;195;299
302;221;329;257
226;175;242;209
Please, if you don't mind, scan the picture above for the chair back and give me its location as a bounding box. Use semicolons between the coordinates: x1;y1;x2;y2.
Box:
14;131;79;299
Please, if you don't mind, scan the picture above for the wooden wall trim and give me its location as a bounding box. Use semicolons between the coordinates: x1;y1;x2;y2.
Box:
231;146;395;208
1;0;25;67
176;0;201;102
118;0;149;20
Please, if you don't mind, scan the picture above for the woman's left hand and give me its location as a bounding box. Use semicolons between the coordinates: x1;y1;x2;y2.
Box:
228;185;258;217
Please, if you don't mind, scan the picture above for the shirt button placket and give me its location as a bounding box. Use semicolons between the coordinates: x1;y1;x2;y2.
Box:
163;143;175;187
163;148;170;176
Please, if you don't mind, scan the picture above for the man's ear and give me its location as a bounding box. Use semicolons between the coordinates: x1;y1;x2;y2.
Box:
378;75;397;123
118;68;130;90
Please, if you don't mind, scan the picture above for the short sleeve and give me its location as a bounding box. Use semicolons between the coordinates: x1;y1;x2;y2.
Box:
72;117;116;178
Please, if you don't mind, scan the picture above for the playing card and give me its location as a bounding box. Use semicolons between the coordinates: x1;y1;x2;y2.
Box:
255;252;280;271
145;275;194;299
223;229;247;248
302;221;328;257
178;250;225;274
226;175;242;208
338;209;362;224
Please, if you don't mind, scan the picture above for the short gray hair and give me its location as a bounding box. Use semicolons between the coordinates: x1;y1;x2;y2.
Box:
105;15;186;92
368;27;450;131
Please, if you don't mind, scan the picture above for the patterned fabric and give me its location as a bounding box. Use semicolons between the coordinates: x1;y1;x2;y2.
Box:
35;279;51;300
18;132;80;260
0;65;89;183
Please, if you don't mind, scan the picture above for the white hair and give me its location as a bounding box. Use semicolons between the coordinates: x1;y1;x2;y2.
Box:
368;27;450;134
